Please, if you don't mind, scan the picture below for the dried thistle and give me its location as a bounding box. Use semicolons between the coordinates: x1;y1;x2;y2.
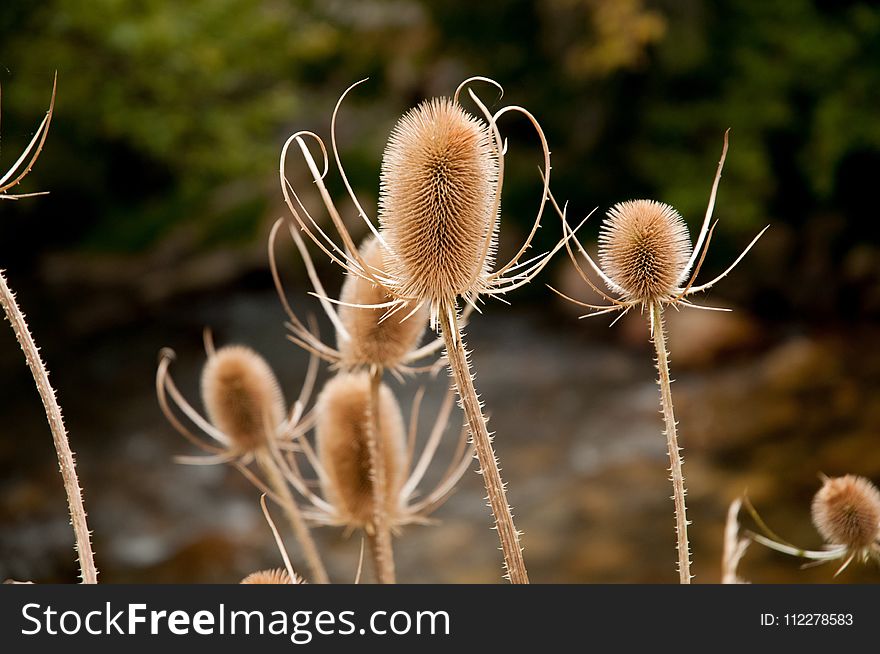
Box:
315;372;406;528
200;345;286;456
0;75;98;584
278;371;471;580
747;475;880;577
379;97;500;310
156;335;329;583
812;474;880;552
550;131;767;583
279;77;572;583
240;568;301;585
269;222;438;378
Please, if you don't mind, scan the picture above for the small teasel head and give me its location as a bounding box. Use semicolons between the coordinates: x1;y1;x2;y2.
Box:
315;372;406;528
240;568;304;584
811;474;880;552
378;97;499;310
337;236;429;369
201;345;286;455
598;199;692;304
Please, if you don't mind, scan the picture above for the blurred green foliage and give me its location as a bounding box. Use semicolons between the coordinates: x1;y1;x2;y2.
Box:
1;0;879;314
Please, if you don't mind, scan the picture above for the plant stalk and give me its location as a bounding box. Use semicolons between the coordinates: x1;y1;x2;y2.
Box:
366;367;395;583
649;300;691;584
440;303;529;583
257;448;329;583
0;270;98;583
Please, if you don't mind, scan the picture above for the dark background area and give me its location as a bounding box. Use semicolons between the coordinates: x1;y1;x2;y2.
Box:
1;0;879;583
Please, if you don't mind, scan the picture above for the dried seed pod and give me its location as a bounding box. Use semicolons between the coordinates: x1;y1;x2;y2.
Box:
811;475;880;550
240;568;302;584
315;372;406;528
337;236;429;369
598;199;692;303
200;345;286;454
378;97;499;306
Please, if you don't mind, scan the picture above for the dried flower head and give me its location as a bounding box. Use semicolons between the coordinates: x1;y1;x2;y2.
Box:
599;200;692;304
156;335;314;467
549;131;768;320
378;97;499;306
314;372;406;528
749;475;880;577
269;222;439;377
201;345;286;454
281;373;471;532
337;236;430;370
812;475;880;551
279;77;564;331
240;568;303;584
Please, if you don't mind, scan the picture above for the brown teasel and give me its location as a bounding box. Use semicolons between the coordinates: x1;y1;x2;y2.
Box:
277;371;472;532
156;336;329;584
240;568;303;585
749;475;880;577
549;131;768;584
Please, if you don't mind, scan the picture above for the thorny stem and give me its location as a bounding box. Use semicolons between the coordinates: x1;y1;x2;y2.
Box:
0;270;98;583
650;301;692;584
440;303;529;584
256;448;329;584
366;367;395;583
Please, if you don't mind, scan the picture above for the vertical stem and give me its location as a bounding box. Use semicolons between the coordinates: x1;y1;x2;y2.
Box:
0;270;98;583
649;301;692;584
257;448;330;584
440;303;529;584
366;367;395;583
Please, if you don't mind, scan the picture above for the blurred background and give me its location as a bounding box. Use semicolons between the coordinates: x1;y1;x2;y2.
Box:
1;0;879;583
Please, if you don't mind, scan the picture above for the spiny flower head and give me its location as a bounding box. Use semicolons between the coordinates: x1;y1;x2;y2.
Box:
598;199;692;304
378;97;499;308
811;474;880;551
315;372;406;528
337;236;429;369
201;345;286;454
240;568;304;584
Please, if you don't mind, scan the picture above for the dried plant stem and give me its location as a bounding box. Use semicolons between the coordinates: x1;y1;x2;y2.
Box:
440;304;528;584
256;448;329;584
649;301;691;584
366;367;395;583
0;270;97;583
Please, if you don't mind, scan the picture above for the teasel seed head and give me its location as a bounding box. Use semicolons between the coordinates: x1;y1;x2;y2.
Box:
240;568;303;584
338;236;429;369
378;97;499;309
201;345;286;454
598;199;692;304
811;474;880;551
315;372;406;528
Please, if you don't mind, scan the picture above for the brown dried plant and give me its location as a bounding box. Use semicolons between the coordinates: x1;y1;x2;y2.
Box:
269;223;447;582
279;77;580;583
0;75;98;584
156;334;329;583
273;371;472;581
548;131;767;583
748;475;880;576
